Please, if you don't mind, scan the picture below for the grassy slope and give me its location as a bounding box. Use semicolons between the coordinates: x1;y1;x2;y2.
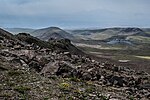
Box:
77;43;150;73
127;36;150;43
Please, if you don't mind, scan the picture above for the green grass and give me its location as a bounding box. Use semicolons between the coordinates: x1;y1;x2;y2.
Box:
135;56;150;60
8;70;24;76
14;86;31;94
91;34;113;40
127;36;150;43
146;32;150;34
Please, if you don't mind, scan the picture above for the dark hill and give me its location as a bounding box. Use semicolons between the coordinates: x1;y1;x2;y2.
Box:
118;28;150;36
0;28;15;40
31;27;74;41
15;33;83;55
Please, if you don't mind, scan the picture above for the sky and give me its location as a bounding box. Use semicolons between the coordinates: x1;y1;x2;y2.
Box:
0;0;150;29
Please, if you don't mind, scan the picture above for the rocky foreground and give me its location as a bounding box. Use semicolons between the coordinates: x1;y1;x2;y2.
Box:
0;28;150;100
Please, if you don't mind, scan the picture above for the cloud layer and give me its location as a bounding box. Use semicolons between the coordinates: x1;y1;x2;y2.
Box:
0;0;150;28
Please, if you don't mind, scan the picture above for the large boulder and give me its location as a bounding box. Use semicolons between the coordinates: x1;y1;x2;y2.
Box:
107;75;126;87
40;61;77;78
56;61;77;77
40;61;60;75
82;72;92;81
28;60;41;72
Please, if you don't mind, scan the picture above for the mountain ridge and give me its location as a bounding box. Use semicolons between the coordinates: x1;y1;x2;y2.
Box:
5;28;35;34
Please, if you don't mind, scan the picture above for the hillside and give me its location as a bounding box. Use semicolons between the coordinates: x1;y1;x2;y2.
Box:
0;28;13;37
31;27;74;41
0;28;150;99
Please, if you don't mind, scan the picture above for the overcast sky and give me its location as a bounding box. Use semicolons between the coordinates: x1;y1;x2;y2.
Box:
0;0;150;29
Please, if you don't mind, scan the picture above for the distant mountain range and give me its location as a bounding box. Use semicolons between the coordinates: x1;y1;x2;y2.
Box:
5;28;35;34
69;27;150;45
4;27;150;44
69;27;150;37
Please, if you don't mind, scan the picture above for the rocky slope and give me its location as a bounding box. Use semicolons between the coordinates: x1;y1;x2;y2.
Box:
0;28;150;100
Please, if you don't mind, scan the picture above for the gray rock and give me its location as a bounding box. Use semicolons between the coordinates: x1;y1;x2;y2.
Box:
28;60;41;72
56;61;75;77
108;76;124;87
82;72;92;81
140;83;150;89
40;61;60;75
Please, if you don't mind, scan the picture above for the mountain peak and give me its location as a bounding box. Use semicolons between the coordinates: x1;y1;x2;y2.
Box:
31;27;74;41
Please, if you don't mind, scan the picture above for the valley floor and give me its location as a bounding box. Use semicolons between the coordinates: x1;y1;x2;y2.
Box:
75;43;150;74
